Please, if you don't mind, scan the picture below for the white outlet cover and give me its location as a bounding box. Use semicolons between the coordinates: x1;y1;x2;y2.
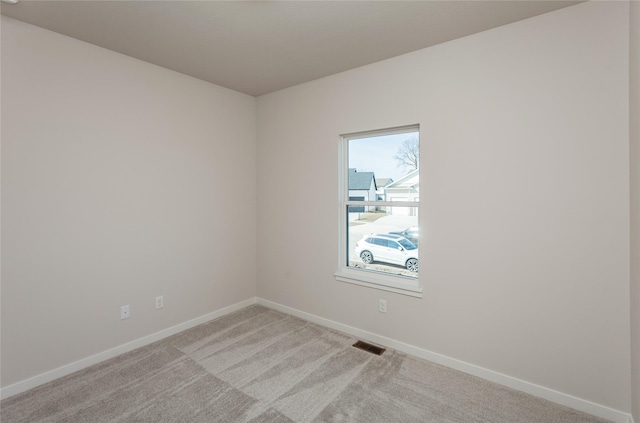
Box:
120;305;130;320
378;299;387;313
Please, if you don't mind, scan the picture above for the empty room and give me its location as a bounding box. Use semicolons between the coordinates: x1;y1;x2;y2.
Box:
1;1;639;422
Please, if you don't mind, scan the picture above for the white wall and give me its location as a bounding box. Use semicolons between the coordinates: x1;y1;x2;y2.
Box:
257;1;631;414
1;17;257;388
1;2;636;418
630;0;640;420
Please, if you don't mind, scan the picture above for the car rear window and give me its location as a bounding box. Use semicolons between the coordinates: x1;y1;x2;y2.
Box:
373;237;387;246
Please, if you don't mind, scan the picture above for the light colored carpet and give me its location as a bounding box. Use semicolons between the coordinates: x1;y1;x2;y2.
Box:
1;305;610;422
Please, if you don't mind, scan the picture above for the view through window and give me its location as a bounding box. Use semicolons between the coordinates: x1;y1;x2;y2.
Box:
343;126;420;282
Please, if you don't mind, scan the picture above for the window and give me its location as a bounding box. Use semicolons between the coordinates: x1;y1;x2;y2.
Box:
335;125;422;297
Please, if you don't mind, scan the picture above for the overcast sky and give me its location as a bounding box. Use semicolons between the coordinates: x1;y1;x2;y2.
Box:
348;131;418;181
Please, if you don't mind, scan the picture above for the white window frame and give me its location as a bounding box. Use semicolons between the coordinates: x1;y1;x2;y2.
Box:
334;125;423;298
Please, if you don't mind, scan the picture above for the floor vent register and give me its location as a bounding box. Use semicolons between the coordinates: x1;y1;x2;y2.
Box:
352;340;385;355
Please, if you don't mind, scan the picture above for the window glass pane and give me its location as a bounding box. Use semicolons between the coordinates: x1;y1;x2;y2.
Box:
347;206;419;278
348;131;419;203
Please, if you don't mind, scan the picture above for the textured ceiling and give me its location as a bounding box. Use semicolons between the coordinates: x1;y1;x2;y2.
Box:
1;1;581;96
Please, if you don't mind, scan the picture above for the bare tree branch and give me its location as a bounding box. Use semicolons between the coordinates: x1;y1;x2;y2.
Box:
394;137;419;171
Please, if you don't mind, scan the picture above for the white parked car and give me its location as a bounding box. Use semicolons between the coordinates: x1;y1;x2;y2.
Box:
355;233;419;272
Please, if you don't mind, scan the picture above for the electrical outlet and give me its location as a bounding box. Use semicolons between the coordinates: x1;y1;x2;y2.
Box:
156;295;164;310
378;299;387;313
120;305;130;320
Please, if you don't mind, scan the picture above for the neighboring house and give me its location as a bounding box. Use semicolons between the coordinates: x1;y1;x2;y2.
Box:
375;177;394;201
348;168;377;213
385;169;419;215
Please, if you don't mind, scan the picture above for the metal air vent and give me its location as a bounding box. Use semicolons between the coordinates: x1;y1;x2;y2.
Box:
352;340;385;355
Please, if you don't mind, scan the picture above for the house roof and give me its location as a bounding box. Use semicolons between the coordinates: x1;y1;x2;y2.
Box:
349;169;377;190
376;178;394;188
386;169;419;190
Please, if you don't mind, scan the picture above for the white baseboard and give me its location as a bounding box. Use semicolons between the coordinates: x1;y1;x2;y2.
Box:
0;297;257;400
257;298;634;423
2;296;634;423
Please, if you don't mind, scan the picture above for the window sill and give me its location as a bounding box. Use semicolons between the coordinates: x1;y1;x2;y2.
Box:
334;269;423;298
